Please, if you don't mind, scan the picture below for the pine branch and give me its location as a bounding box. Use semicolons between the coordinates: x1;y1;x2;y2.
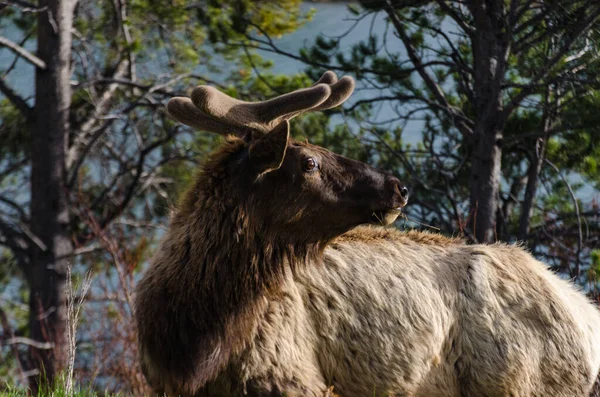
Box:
504;5;600;116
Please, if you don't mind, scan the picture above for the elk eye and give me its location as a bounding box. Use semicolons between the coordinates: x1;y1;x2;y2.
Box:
302;157;318;172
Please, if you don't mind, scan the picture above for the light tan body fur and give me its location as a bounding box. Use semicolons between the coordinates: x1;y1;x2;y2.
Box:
145;226;600;396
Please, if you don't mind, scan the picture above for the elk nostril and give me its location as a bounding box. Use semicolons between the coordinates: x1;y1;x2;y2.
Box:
400;186;409;198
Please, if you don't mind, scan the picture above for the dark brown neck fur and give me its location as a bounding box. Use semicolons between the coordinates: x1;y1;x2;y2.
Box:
141;139;323;390
173;138;323;306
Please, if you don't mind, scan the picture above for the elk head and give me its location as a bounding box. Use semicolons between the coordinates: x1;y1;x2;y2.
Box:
167;72;409;244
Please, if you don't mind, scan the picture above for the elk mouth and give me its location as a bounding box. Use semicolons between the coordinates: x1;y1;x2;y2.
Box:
370;207;403;226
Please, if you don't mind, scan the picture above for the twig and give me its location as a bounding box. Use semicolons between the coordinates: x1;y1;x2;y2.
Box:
545;159;583;278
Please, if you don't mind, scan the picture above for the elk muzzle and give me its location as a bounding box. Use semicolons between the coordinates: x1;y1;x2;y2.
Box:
370;175;409;226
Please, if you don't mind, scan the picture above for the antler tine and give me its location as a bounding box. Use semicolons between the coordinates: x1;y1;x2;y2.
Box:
167;97;249;137
311;76;355;111
313;70;338;85
190;84;331;134
287;74;355;118
281;73;355;121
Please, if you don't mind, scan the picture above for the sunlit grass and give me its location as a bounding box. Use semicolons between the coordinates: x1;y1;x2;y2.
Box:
0;376;121;397
0;386;119;397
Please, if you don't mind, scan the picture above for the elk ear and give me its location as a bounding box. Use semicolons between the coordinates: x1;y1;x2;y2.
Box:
248;120;290;174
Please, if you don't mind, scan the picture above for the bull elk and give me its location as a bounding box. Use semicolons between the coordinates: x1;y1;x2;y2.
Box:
134;72;600;396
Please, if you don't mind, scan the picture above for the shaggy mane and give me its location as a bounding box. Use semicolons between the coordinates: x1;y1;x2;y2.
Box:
137;137;326;394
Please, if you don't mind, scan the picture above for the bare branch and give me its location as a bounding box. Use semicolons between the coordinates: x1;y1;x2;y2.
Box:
0;0;47;12
0;218;28;254
111;0;137;82
0;196;28;221
67;71;210;188
2;30;35;78
67;59;129;171
242;20;428;80
3;337;55;350
74;58;129;133
0;36;46;70
0;78;34;121
72;244;102;257
96;127;180;230
545;159;583;279
384;1;473;138
18;222;47;252
1;0;36;7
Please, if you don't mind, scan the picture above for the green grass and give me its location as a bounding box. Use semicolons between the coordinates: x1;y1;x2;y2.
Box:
0;381;121;397
0;389;121;397
0;390;110;397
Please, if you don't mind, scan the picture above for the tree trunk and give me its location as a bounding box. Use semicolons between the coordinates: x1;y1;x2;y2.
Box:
468;0;510;243
29;0;75;389
470;126;503;243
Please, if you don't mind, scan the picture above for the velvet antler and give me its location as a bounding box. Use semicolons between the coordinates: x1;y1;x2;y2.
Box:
166;71;355;137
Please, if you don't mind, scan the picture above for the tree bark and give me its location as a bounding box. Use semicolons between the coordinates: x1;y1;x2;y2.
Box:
468;0;510;243
470;126;503;242
29;0;75;389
